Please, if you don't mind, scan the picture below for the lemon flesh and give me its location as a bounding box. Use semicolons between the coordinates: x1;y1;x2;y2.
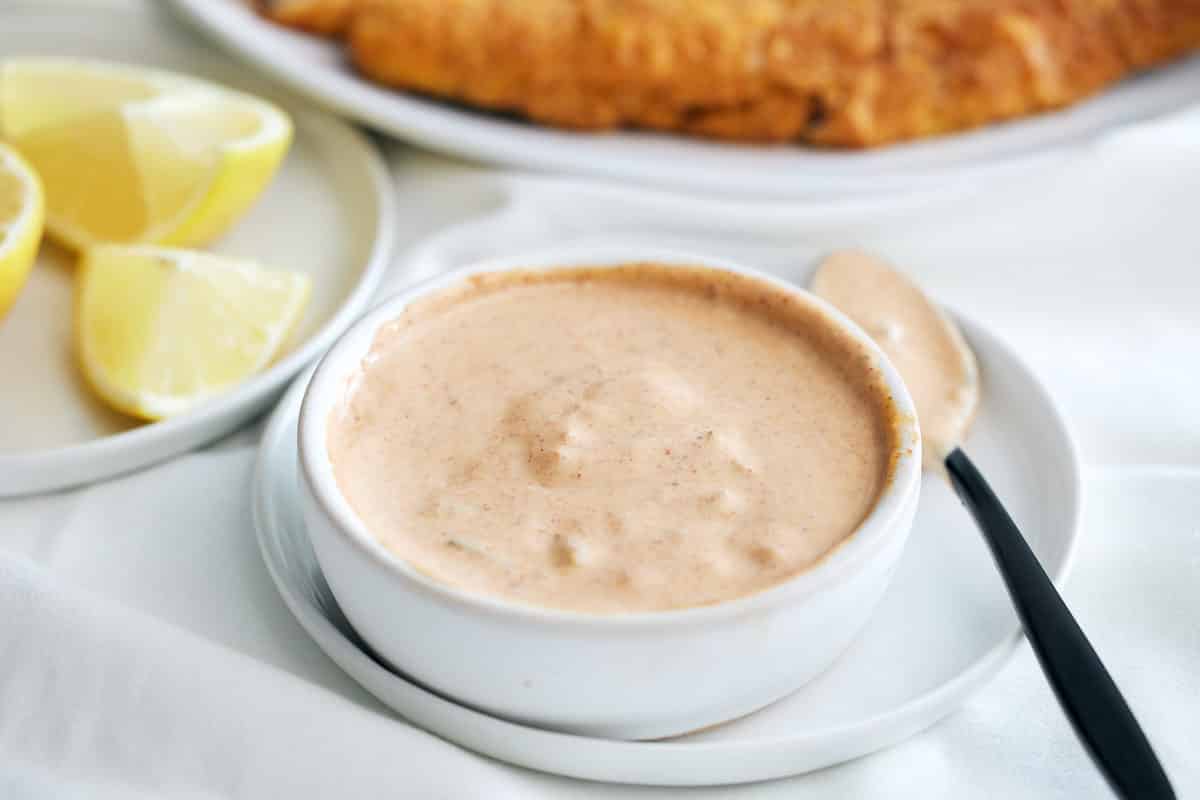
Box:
78;245;311;420
0;142;44;320
0;58;292;251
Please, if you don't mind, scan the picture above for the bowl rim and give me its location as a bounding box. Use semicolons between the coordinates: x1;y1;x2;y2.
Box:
298;244;922;630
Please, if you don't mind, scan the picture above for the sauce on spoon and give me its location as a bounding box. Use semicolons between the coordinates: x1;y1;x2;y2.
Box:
812;250;979;467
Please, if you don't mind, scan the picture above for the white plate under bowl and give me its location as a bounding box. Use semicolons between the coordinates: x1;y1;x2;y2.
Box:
0;4;395;497
168;0;1200;200
254;300;1080;786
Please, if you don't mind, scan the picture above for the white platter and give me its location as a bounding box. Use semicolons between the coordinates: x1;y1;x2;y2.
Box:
168;0;1200;199
253;237;1081;786
0;4;395;497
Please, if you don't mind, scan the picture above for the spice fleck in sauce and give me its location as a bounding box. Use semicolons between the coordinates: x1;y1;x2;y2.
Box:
329;265;898;613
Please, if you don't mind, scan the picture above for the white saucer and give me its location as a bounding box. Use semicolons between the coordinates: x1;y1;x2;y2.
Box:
169;0;1200;200
0;4;395;496
253;306;1080;786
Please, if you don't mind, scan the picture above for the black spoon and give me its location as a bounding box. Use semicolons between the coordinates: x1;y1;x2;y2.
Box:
812;251;1174;799
945;447;1173;799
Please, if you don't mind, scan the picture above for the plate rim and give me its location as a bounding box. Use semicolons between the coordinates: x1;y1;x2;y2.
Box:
0;4;397;497
251;309;1081;787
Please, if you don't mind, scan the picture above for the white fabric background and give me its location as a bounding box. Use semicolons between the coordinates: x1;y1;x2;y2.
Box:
2;1;1199;796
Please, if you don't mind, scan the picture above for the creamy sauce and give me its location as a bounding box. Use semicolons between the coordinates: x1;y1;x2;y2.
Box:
812;251;979;467
328;265;898;613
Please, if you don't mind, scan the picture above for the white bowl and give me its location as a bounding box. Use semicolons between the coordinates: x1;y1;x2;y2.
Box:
298;246;922;740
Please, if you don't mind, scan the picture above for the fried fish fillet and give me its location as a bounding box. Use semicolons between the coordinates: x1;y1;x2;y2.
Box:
255;0;355;35
346;0;1200;148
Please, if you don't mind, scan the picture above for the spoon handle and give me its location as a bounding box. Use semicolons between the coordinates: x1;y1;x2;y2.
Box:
944;448;1174;800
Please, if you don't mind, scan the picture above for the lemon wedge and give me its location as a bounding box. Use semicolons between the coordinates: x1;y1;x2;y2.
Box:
77;245;311;420
0;142;44;320
0;58;292;252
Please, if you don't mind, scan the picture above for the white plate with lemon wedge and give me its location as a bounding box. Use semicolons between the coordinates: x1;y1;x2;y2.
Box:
0;4;395;497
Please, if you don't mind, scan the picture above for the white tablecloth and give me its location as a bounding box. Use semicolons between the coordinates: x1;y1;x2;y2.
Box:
2;2;1199;796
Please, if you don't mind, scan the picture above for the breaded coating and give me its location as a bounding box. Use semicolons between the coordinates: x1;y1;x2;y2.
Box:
255;0;355;35
345;0;1200;148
